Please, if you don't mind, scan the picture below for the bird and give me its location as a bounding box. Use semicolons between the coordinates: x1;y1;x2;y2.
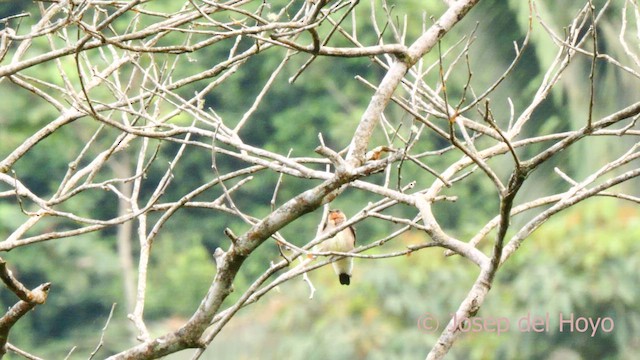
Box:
319;209;356;285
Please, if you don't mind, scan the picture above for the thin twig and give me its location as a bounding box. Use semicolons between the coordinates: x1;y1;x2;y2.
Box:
88;303;117;360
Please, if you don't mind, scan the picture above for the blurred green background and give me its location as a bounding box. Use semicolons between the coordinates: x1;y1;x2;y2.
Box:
0;0;638;359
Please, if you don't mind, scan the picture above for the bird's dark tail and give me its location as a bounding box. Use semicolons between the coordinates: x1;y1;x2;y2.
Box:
339;273;351;286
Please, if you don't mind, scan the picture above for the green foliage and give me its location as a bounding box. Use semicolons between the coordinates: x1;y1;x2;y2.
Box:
146;239;216;318
0;235;124;357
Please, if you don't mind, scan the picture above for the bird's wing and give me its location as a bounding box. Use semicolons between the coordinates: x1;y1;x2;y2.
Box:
348;226;356;247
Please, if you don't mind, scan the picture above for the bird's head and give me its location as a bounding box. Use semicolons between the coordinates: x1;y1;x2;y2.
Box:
327;209;346;226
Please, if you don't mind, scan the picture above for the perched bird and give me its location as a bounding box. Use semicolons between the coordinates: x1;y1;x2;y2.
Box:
319;209;356;285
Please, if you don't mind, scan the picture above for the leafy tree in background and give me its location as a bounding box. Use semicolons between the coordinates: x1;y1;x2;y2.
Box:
0;0;638;359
